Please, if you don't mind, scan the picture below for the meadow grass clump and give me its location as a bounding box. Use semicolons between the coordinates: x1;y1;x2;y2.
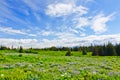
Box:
18;54;22;57
65;50;72;56
0;53;6;60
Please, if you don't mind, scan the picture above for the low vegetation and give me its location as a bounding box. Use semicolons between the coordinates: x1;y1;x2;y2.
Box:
0;43;120;79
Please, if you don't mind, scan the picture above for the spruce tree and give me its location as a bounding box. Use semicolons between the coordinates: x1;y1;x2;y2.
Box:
106;43;117;56
115;44;120;56
98;46;104;56
19;46;23;53
92;46;98;56
82;49;87;55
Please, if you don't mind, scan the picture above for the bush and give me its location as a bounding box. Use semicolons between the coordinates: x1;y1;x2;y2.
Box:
65;50;72;56
18;54;22;57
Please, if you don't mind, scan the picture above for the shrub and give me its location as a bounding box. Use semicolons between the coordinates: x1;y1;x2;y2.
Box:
65;50;72;56
18;54;22;57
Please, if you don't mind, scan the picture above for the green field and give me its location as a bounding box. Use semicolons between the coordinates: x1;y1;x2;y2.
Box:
0;51;120;80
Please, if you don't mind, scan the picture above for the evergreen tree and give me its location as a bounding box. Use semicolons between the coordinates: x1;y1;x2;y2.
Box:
82;49;87;55
0;46;10;50
106;43;117;56
115;44;120;56
92;46;98;56
98;46;104;56
19;46;23;53
72;47;79;51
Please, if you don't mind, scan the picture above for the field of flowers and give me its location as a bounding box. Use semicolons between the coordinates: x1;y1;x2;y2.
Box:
0;51;120;80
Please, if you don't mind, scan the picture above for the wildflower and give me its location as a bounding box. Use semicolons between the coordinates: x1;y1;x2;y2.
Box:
1;74;4;77
92;71;97;74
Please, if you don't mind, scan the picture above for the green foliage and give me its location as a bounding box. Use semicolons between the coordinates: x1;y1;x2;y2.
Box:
0;46;10;50
72;47;79;51
98;46;104;56
19;46;23;53
106;43;117;56
0;53;120;80
49;46;58;51
92;46;98;56
25;49;38;54
0;53;6;60
82;49;87;55
1;42;120;56
115;44;120;56
18;54;22;57
65;50;72;56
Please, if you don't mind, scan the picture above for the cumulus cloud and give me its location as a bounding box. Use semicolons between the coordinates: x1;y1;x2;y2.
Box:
91;13;114;34
46;2;115;35
0;0;118;48
0;38;38;48
41;34;120;47
1;34;120;48
46;3;88;17
72;12;115;34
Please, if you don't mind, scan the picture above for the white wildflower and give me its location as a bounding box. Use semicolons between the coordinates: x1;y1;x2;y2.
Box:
1;74;4;77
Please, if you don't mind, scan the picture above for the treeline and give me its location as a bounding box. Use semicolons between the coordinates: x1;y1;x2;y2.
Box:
0;42;120;56
91;43;120;56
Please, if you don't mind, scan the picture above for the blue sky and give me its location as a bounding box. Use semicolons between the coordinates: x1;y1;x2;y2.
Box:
0;0;120;48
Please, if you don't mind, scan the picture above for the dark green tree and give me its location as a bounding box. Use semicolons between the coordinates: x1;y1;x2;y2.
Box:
106;43;117;56
82;49;87;55
0;46;10;50
65;49;72;56
62;47;69;51
72;47;79;51
92;46;98;56
98;46;104;56
115;44;120;56
19;46;23;53
49;46;58;51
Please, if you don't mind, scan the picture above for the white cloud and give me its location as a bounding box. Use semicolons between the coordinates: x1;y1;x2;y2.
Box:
28;34;37;37
0;26;37;37
72;12;115;34
0;38;38;48
1;34;120;48
80;32;86;37
46;3;73;17
69;28;79;34
38;34;120;48
91;13;114;34
74;17;90;29
74;5;88;15
46;3;88;17
0;27;25;35
56;32;77;40
40;30;54;36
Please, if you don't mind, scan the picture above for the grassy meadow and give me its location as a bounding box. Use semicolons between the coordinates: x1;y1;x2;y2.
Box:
0;50;120;80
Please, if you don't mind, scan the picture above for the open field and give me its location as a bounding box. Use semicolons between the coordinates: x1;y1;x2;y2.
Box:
0;51;120;80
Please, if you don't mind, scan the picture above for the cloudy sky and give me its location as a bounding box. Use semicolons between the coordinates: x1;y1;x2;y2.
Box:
0;0;120;48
